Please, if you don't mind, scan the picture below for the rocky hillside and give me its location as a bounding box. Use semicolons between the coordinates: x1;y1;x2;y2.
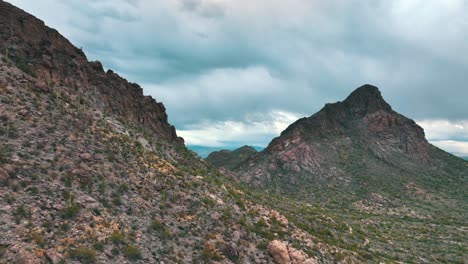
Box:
1;1;466;263
0;2;367;263
206;146;257;171
0;0;182;146
223;85;468;263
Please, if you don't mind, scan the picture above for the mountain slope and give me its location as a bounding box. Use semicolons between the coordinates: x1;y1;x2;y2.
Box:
0;2;364;263
206;146;258;171
228;84;468;262
0;0;182;146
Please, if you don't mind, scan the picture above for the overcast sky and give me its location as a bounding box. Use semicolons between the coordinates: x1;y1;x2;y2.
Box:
9;0;468;155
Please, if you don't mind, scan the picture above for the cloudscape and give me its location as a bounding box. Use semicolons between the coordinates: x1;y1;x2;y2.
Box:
10;0;468;155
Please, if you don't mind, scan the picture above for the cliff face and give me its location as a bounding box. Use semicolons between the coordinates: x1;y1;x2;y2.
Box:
0;0;182;146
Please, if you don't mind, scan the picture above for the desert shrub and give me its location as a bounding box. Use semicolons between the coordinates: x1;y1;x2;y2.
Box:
123;244;142;260
0;144;13;163
69;247;96;263
13;205;32;223
109;230;126;244
30;230;46;248
16;62;37;78
149;219;171;239
201;241;223;261
61;192;80;219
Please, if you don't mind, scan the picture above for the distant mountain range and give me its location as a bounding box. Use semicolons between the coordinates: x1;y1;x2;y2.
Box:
188;145;264;158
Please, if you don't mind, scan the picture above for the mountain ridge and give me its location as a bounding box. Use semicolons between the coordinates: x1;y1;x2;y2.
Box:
0;2;361;263
0;0;183;147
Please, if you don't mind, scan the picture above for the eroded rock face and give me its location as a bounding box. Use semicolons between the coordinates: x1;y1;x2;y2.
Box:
0;1;183;146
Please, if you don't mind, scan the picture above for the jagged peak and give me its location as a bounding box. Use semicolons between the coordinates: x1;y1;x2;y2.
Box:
342;84;392;114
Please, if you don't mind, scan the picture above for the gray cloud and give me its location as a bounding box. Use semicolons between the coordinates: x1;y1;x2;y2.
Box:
8;0;468;152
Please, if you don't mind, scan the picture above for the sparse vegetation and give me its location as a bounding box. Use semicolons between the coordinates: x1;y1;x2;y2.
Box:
68;247;96;263
61;192;80;219
123;244;142;260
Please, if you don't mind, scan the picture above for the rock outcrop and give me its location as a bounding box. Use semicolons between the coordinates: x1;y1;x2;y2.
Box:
268;240;291;264
268;240;319;264
0;0;182;146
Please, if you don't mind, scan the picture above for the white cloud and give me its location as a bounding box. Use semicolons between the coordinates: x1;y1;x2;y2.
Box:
417;119;468;156
417;119;468;141
430;140;468;156
7;0;468;153
177;110;302;147
143;66;289;125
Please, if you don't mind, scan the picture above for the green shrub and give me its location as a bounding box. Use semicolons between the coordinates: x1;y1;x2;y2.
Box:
61;192;80;219
69;247;96;263
0;144;13;164
16;62;37;78
13;205;31;223
149;219;171;239
109;230;125;244
123;244;142;260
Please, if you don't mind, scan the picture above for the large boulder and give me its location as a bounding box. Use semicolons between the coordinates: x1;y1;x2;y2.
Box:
268;240;291;264
288;247;307;264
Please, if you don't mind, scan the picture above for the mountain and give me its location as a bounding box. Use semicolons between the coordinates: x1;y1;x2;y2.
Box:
188;145;263;158
237;84;464;196
1;2;466;263
224;84;468;262
206;146;258;171
0;2;351;263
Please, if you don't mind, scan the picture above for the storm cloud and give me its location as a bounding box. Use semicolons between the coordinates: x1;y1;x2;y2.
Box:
9;0;468;154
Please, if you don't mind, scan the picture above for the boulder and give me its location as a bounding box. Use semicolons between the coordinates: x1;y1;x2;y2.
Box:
79;152;92;162
46;248;63;264
221;242;240;262
303;258;319;264
288;247;306;264
268;240;291;264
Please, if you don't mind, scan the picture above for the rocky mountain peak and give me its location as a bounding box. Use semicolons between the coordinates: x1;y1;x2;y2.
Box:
343;84;392;114
342;84;392;115
237;84;439;186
